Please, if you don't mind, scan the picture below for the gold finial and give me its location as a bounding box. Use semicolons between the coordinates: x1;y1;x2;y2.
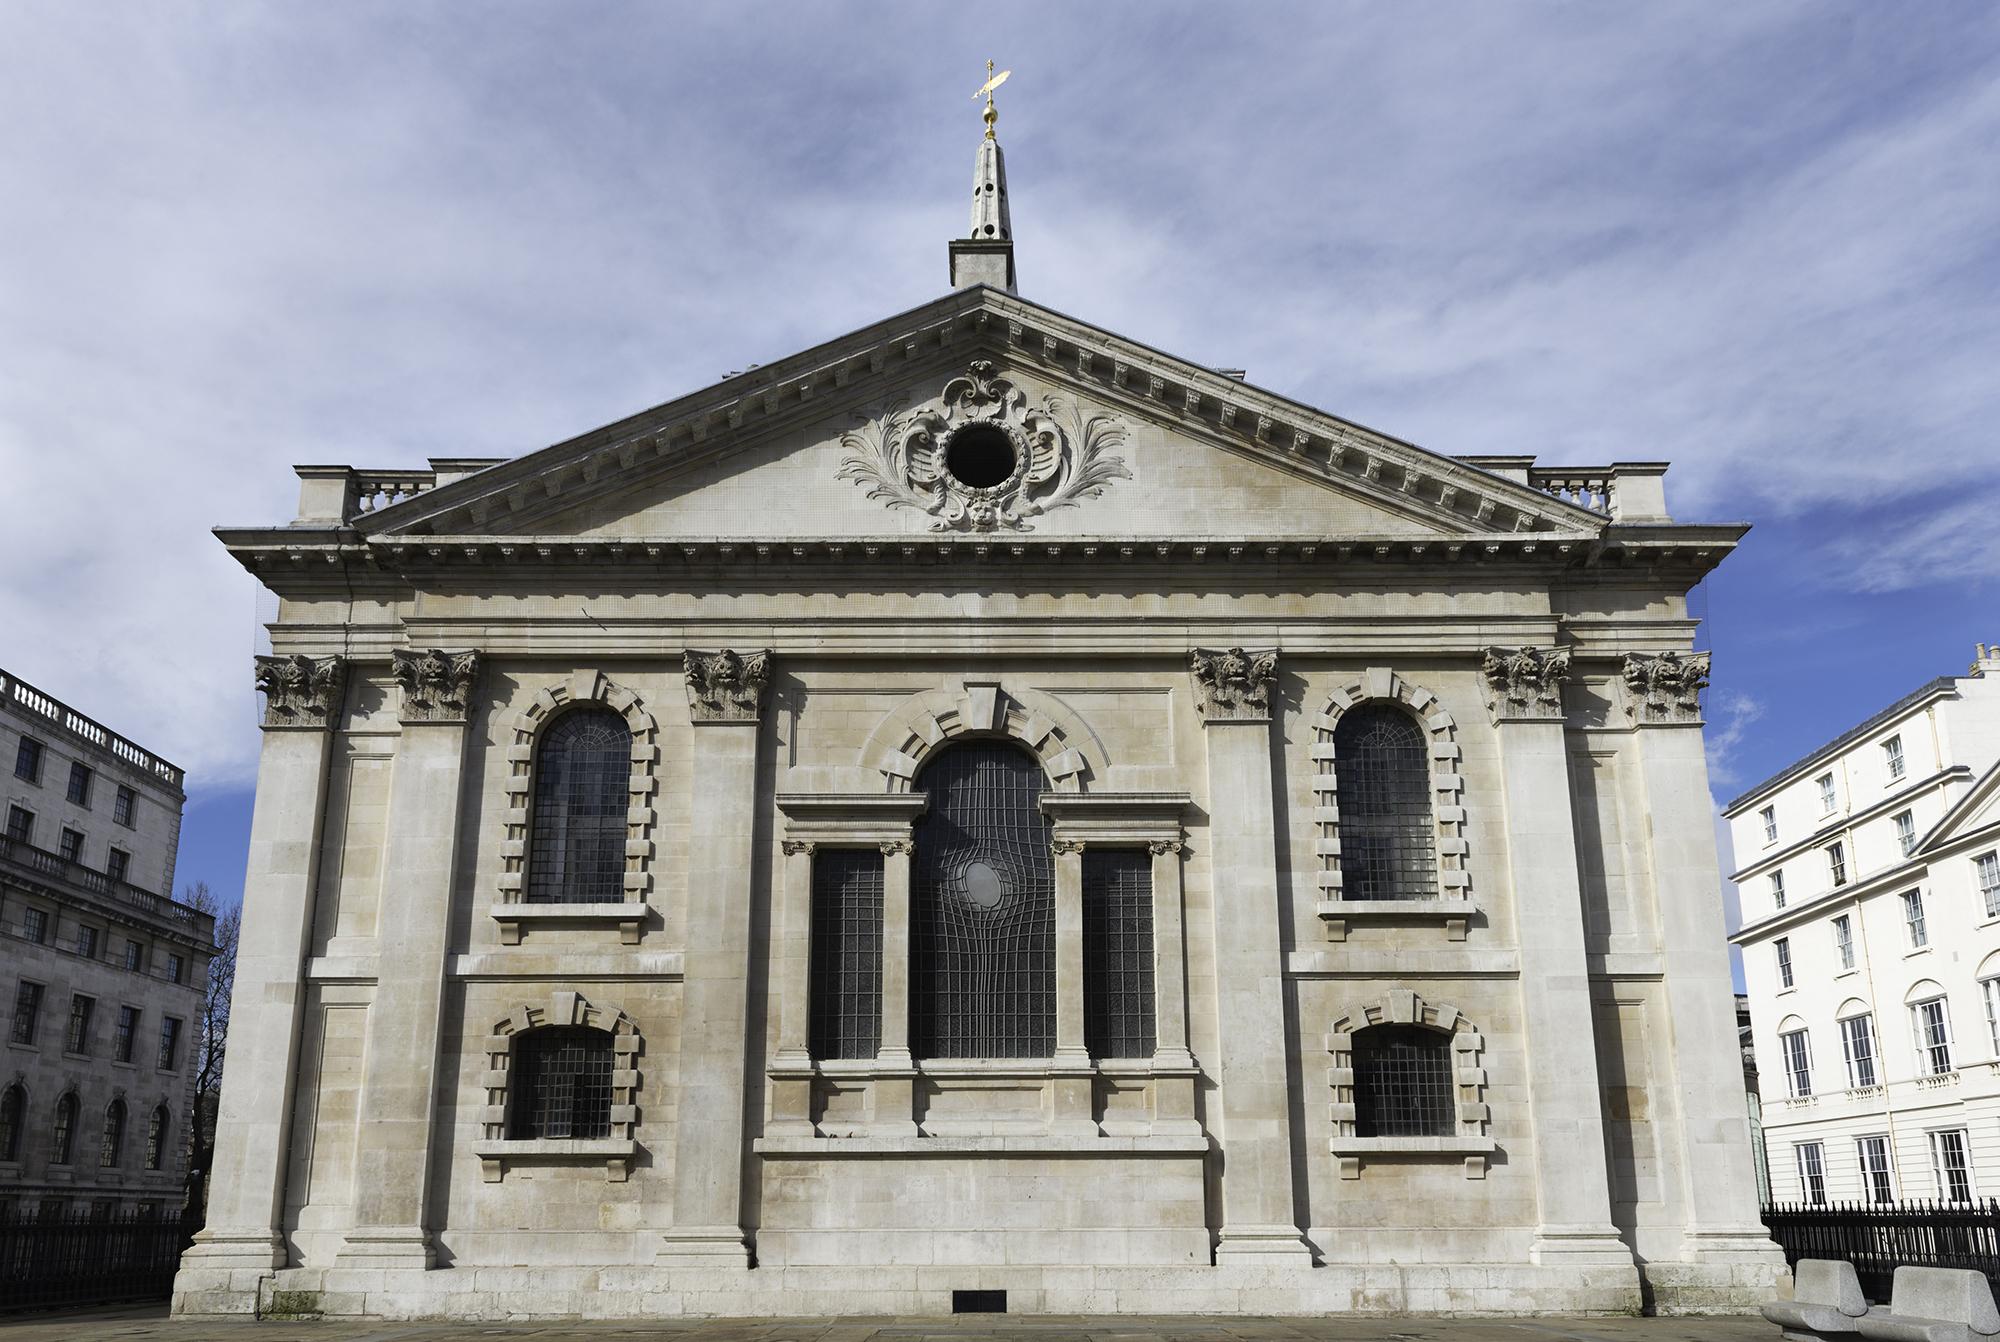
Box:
974;59;1010;140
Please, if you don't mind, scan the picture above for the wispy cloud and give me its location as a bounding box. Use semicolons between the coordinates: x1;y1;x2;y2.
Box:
1705;690;1769;792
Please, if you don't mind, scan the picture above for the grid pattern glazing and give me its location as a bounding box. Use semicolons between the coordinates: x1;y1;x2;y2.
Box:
911;743;1055;1058
145;1106;167;1171
1083;849;1155;1058
527;708;632;905
1334;706;1438;901
507;1026;615;1139
99;1100;123;1168
809;849;884;1060
0;1086;21;1161
1353;1025;1456;1137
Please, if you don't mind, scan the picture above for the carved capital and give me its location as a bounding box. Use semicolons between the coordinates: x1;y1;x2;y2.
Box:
1050;838;1086;857
1481;646;1571;724
1621;651;1711;726
781;839;815;857
1148;838;1185;857
684;649;772;724
879;839;914;857
1190;647;1278;722
253;655;346;730
392;648;483;724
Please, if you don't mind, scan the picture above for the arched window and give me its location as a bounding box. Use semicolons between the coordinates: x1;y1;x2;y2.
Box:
145;1106;169;1171
527;707;633;905
506;1027;615;1139
1352;1024;1455;1137
98;1099;125;1168
0;1085;22;1162
1334;705;1437;901
911;742;1055;1058
51;1093;76;1165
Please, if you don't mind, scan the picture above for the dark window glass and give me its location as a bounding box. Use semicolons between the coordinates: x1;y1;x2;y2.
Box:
0;1086;21;1161
106;850;128;883
114;1007;139;1062
1353;1025;1457;1137
123;941;143;972
526;709;632;905
157;1016;181;1071
14;738;42;783
4;806;31;842
98;1099;124;1168
11;982;42;1045
1083;849;1155;1059
77;926;98;959
164;953;183;985
66;763;91;807
1334;706;1438;901
145;1107;168;1170
809;849;884;1060
58;829;82;863
64;995;92;1054
113;787;135;828
506;1027;614;1139
22;909;47;945
51;1094;76;1165
911;743;1055;1059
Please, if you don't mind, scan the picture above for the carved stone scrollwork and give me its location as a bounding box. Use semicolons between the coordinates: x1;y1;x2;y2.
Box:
781;840;815;857
1480;646;1571;724
1148;838;1185;857
684;649;773;724
253;654;346;730
879;839;914;857
1190;647;1279;722
392;648;482;724
1050;838;1085;857
836;358;1131;532
1622;650;1711;725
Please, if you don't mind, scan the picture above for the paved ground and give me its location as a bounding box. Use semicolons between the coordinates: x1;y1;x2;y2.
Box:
0;1308;1779;1342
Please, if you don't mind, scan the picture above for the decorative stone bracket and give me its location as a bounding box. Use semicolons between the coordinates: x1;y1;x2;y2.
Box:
684;649;773;724
1190;647;1278;722
478;991;643;1183
1621;650;1710;725
1327;989;1494;1180
253;654;345;730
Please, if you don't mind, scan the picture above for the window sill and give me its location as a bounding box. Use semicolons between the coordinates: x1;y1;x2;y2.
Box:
473;1137;637;1183
1316;899;1479;943
775;1054;1198;1082
1834;968;1857;980
753;1134;1207;1157
1327;1134;1496;1180
1904;945;1933;959
487;902;647;946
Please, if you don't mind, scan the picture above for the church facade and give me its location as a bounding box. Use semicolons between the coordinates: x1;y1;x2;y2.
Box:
175;117;1782;1318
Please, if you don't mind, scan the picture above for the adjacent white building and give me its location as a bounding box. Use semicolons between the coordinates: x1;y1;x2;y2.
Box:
1730;645;2000;1206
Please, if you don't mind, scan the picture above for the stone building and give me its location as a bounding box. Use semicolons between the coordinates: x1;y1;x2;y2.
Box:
176;106;1780;1318
0;666;212;1217
1731;645;2000;1205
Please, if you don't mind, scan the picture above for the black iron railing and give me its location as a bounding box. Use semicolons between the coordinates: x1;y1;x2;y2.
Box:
1763;1200;2000;1304
0;1209;189;1312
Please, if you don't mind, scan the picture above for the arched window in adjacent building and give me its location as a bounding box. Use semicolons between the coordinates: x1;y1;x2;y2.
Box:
506;1027;615;1139
51;1093;76;1165
1333;705;1437;901
98;1099;125;1168
911;742;1055;1058
0;1085;22;1162
1352;1024;1456;1137
526;707;633;905
145;1105;169;1171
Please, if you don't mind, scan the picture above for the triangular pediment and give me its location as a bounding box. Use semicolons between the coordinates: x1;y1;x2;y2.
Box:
354;288;1608;544
1917;760;2000;857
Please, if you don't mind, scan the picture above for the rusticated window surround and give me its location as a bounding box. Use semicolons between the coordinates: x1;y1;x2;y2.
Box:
491;671;660;945
1312;669;1475;941
1327;988;1493;1179
475;990;642;1182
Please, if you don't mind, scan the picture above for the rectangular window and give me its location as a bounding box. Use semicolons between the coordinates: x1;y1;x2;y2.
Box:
64;995;92;1054
1895;810;1917;857
1903;890;1929;948
1775;937;1794;989
114;1006;138;1063
164;953;184;985
123;940;143;973
105;849;128;884
1977;852;2000;920
1819;773;1838;814
1771;870;1787;910
65;762;90;807
57;828;81;863
1986;979;2000;1059
1857;1135;1895;1203
22;908;46;945
1083;848;1157;1059
10;982;43;1046
807;849;883;1061
1840;1013;1878;1089
76;925;97;960
156;1017;181;1071
1912;997;1953;1075
1884;735;1906;781
13;737;42;783
3;806;30;843
1834;914;1855;970
112;786;134;828
1781;1028;1813;1097
1931;1128;1975;1202
1828;842;1848;887
1761;806;1778;844
1795;1142;1827;1205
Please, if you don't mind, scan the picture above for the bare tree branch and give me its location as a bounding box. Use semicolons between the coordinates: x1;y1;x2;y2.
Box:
180;882;238;1218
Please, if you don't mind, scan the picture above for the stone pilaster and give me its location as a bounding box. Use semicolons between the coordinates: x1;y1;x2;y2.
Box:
1482;647;1635;1273
870;839;918;1135
177;657;345;1279
1050;837;1095;1133
338;650;482;1268
767;840;816;1138
1150;838;1201;1135
1191;648;1310;1260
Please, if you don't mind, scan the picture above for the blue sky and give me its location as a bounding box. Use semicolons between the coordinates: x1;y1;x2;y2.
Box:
3;4;1996;924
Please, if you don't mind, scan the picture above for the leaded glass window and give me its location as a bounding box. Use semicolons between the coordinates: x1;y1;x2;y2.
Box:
1352;1025;1456;1137
1083;849;1155;1059
51;1094;76;1165
0;1085;21;1162
1334;706;1437;901
911;743;1054;1059
809;849;884;1060
145;1106;168;1171
507;1026;614;1139
526;708;632;905
99;1099;124;1168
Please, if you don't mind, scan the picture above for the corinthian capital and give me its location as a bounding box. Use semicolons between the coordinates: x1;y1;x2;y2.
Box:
684;649;773;724
1481;646;1571;724
392;648;483;724
1190;647;1278;722
254;654;346;730
1621;650;1711;725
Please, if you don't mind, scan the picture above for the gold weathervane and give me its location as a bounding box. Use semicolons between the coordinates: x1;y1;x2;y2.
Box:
974;60;1010;139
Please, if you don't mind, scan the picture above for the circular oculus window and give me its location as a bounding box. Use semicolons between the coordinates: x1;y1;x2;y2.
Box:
942;422;1019;490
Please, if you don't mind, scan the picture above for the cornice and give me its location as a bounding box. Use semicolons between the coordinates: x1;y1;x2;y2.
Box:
1728;765;1972;883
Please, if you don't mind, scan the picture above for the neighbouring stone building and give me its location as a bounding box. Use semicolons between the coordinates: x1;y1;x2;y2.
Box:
176;104;1782;1318
1;667;212;1218
1732;645;2000;1206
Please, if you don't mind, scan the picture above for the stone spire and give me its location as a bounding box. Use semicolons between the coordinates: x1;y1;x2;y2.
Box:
949;61;1017;294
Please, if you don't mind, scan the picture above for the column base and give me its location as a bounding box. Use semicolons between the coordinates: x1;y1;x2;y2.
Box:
657;1227;752;1266
1530;1227;1635;1266
1215;1224;1314;1261
179;1229;287;1271
334;1228;437;1269
1678;1227;1789;1262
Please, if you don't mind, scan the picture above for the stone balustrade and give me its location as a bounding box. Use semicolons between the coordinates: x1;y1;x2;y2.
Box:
1526;462;1671;522
293;465;439;524
0;831;215;941
0;669;184;790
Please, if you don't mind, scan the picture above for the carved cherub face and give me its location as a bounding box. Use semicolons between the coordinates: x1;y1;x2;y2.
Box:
712;650;744;685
